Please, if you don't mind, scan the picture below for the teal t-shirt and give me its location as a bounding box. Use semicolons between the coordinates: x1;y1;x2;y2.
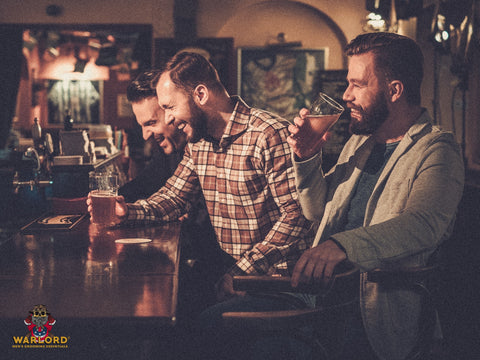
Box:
344;141;399;231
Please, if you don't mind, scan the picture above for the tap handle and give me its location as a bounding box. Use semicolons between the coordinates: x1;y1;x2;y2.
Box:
25;147;41;172
45;133;54;155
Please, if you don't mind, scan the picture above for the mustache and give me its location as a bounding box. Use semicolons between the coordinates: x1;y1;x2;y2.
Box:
346;103;363;112
154;134;165;143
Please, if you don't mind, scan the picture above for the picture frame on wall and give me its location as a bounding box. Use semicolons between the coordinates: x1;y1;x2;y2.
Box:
237;47;326;121
154;38;235;93
47;79;102;124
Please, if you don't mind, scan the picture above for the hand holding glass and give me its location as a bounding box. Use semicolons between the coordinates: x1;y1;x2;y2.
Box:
306;92;344;137
89;172;118;227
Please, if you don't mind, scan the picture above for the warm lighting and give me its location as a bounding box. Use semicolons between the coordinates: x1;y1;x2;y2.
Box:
434;30;450;43
366;12;388;31
364;0;390;32
36;36;110;81
430;9;452;54
25;28;145;82
432;13;449;43
38;54;109;81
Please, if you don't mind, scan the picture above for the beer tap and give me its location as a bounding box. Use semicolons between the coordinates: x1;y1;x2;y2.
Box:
25;147;41;174
12;147;53;193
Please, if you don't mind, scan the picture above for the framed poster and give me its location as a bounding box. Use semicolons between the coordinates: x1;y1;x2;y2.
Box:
47;79;102;124
237;47;326;120
154;38;235;93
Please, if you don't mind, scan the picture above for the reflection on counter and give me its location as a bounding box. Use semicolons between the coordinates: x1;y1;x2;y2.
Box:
0;219;181;320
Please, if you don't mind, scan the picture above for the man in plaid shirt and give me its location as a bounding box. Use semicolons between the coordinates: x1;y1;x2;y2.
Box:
88;52;312;301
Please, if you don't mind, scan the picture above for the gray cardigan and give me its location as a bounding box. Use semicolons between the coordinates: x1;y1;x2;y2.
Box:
293;110;464;360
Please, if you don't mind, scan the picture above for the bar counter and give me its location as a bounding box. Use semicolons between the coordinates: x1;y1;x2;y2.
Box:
0;217;183;358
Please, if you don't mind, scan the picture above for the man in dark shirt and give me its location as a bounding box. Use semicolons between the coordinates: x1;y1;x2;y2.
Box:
118;70;186;202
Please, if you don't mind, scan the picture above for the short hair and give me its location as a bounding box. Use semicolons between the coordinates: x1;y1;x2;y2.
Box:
163;52;224;94
345;32;424;105
126;70;162;103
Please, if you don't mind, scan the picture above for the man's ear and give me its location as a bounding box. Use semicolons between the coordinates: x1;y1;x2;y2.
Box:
388;80;404;103
193;84;209;105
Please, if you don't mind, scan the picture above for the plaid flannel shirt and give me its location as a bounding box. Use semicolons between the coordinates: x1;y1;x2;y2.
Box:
125;97;312;275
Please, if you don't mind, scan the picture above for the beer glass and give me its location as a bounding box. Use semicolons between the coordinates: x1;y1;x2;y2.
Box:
305;92;344;136
89;171;118;227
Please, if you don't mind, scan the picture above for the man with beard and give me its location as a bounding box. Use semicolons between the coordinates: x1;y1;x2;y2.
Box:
111;70;223;323
88;52;311;309
287;32;464;359
118;70;187;202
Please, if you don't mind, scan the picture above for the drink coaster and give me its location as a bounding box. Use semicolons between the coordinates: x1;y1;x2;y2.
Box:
115;238;152;244
21;213;86;232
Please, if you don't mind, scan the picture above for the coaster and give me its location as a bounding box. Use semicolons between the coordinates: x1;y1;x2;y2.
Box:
115;238;152;244
21;213;86;232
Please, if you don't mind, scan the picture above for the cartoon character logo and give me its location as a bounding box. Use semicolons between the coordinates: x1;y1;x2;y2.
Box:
24;305;56;341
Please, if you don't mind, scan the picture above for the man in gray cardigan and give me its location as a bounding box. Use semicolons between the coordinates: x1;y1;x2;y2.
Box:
288;32;464;359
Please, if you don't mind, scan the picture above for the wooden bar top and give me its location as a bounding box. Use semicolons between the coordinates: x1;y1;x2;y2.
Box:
0;218;182;325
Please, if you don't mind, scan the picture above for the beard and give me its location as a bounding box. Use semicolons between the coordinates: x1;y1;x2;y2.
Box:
187;97;208;143
349;91;389;135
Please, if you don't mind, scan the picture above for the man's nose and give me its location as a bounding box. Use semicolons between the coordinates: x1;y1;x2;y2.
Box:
165;111;175;126
343;84;354;103
142;128;152;141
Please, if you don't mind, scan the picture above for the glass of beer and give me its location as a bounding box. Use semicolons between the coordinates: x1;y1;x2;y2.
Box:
306;92;344;136
89;171;118;227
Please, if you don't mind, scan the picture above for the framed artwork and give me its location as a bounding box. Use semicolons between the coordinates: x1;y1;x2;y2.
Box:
47;79;102;124
237;47;326;121
154;38;235;93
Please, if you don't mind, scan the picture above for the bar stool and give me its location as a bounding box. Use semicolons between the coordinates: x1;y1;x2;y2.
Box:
222;262;440;360
222;260;360;359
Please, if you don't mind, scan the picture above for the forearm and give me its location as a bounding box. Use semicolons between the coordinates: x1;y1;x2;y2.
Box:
293;152;328;221
229;203;312;276
124;189;188;225
331;212;450;270
123;154;200;225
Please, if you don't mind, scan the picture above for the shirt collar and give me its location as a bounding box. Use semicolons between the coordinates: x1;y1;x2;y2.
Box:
218;96;250;150
405;108;433;138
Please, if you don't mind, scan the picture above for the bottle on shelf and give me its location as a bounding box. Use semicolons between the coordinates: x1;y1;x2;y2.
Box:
32;117;42;150
64;109;74;131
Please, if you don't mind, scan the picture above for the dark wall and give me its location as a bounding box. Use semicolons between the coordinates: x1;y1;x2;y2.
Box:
437;183;480;359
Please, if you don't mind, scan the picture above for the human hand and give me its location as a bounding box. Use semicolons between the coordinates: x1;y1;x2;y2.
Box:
215;273;246;302
114;195;127;221
86;192;127;224
86;193;93;217
178;212;189;222
287;108;331;160
291;239;347;288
